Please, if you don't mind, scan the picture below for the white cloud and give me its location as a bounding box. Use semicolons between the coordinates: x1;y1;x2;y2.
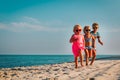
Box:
23;16;40;23
0;17;65;32
0;23;8;29
11;22;44;31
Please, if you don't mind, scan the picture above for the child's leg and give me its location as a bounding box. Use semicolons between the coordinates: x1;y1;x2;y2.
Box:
88;49;92;58
84;49;89;66
79;50;84;67
90;49;96;65
74;57;78;68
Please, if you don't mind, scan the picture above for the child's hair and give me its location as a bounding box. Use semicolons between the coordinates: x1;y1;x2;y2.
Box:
73;24;82;32
92;22;99;28
83;26;90;33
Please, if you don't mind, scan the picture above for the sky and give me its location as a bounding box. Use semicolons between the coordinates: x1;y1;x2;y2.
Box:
0;0;120;55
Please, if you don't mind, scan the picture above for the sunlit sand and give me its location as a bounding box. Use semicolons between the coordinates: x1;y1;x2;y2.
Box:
0;59;120;80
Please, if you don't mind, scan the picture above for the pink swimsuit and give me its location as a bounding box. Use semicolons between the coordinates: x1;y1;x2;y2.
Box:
72;34;85;57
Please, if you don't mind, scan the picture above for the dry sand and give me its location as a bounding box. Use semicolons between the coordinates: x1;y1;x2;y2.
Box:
0;60;120;80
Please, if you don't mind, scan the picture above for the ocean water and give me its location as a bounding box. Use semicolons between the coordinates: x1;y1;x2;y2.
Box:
0;55;120;68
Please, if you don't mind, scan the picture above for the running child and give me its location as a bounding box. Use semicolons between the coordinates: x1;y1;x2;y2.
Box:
69;24;85;68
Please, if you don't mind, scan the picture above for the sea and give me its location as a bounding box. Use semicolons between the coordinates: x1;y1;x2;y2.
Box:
0;55;120;68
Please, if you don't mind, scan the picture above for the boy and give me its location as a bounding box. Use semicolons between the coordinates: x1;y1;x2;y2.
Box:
91;23;103;47
90;22;103;65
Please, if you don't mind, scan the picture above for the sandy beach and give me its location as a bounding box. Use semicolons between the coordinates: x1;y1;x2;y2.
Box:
0;59;120;80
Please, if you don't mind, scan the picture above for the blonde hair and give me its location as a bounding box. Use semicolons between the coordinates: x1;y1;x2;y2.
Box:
83;26;90;33
73;24;82;32
92;22;99;28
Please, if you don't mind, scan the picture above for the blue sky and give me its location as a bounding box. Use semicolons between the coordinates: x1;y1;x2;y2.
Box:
0;0;120;55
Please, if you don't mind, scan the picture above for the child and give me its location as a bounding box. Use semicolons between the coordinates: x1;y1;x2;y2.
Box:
91;23;103;46
69;24;85;68
90;22;103;65
83;26;95;65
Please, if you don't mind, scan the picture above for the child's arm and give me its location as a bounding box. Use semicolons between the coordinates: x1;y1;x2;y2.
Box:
69;35;76;43
97;37;103;45
82;35;85;48
92;35;95;48
97;32;103;45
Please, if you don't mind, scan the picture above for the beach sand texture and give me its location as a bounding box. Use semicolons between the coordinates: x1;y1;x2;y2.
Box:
0;60;120;80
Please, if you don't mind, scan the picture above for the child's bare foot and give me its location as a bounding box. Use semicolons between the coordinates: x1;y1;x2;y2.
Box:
81;64;84;67
86;63;88;66
90;63;93;65
75;65;78;68
75;66;78;69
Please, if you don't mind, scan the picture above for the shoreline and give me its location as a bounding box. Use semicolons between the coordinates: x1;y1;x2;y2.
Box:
0;59;120;80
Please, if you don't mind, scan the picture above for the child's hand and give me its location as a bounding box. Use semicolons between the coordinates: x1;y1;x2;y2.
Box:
100;42;103;45
70;35;78;43
92;44;96;49
92;45;95;49
98;38;103;46
72;37;78;42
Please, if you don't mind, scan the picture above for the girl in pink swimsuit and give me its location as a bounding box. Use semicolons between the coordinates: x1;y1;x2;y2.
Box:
69;24;85;68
